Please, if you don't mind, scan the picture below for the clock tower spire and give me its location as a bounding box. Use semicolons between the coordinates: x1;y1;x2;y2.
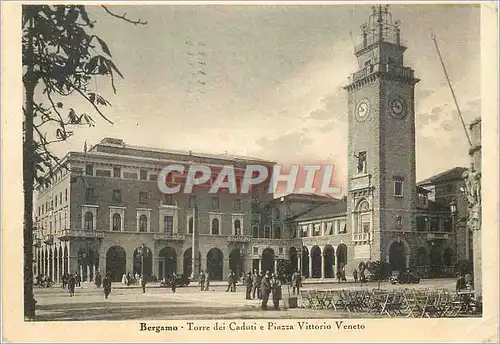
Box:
344;5;420;267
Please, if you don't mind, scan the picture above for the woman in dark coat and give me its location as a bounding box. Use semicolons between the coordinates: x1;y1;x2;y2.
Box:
271;273;283;310
67;274;76;297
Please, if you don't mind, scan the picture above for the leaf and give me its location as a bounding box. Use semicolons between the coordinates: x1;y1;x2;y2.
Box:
103;57;124;78
94;35;112;57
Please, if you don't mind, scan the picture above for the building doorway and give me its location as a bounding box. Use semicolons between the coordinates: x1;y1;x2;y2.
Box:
207;248;224;280
159;247;177;279
261;248;275;273
106;246;126;282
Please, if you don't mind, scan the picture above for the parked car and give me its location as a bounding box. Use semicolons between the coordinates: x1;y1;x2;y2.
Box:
160;274;191;287
390;270;420;284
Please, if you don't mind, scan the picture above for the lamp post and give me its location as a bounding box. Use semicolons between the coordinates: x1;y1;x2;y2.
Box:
137;244;147;277
449;200;464;263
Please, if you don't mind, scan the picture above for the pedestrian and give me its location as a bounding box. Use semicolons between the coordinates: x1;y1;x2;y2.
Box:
353;269;358;284
121;273;127;285
260;272;272;310
95;272;102;288
67;274;76;297
271;273;283;310
342;266;347;282
251;270;260;299
456;274;466;293
244;272;252;300
141;275;147;293
171;272;177;293
103;274;112;299
199;270;206;291
258;271;264;299
75;272;81;288
336;271;342;284
204;271;210;291
226;270;235;292
359;268;366;285
291;271;301;295
61;273;67;289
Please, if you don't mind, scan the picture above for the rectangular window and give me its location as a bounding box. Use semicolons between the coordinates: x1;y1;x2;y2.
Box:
85;188;94;201
443;218;453;232
123;172;138;180
339;220;347;234
357;151;367;174
139;191;148;204
189;195;197;208
274;226;281;239
313;224;321;236
211;197;219;209
149;174;158;181
164;216;173;235
140;169;148;180
59;192;62;206
42;204;44;214
252;214;261;225
430;218;440;232
253;247;258;255
95;169;111;177
162;194;172;205
252;226;259;238
113;167;121;178
278;247;284;255
85;164;94;176
301;226;308;237
264;226;271;238
416;217;427;231
233;199;242;211
394;180;403;197
54;195;58;207
112;189;122;202
38;207;41;216
65;189;68;202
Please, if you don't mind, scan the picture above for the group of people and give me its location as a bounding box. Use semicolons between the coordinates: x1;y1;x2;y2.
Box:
352;268;368;284
35;274;54;288
240;270;285;310
198;270;211;291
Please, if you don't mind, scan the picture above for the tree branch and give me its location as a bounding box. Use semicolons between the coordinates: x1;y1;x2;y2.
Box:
101;5;147;26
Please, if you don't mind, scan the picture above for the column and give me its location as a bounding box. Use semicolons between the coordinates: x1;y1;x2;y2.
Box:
98;254;106;275
93;265;96;281
52;250;56;280
222;258;229;281
54;253;59;283
321;254;325;279
79;264;83;281
126;257;134;275
298;253;302;275
86;265;91;282
309;252;313;278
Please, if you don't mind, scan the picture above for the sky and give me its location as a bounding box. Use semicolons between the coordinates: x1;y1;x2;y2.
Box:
44;3;481;194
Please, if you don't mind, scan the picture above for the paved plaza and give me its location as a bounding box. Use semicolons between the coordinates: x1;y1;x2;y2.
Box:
33;279;457;321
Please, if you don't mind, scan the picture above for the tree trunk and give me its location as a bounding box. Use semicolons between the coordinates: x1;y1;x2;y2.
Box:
23;12;36;320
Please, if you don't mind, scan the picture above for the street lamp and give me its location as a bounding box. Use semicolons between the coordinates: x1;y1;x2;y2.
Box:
137;244;147;277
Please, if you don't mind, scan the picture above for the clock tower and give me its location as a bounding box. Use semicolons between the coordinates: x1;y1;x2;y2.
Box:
344;5;420;266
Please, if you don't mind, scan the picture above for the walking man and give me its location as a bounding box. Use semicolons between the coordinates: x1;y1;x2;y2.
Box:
353;269;358;284
171;273;177;293
95;272;102;288
141;275;147;293
244;272;252;300
204;271;210;291
199;270;206;291
291;271;301;295
251;270;259;299
67;274;76;297
271;273;283;310
226;270;235;292
260;272;272;310
103;274;112;299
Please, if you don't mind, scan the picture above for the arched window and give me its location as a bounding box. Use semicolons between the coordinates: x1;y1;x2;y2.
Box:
139;215;148;232
355;200;370;241
84;212;93;230
234;220;241;235
188;217;194;234
58;213;62;230
112;213;121;231
252;226;259;238
211;218;219;235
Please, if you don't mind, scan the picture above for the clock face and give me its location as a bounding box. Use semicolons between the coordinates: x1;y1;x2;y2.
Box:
389;96;407;119
355;99;371;122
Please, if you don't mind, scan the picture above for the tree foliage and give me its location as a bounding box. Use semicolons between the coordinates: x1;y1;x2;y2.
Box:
23;5;145;187
366;260;391;289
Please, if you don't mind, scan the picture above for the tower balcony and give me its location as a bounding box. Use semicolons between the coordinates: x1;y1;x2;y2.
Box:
348;63;415;84
57;229;104;241
227;235;252;243
426;232;451;241
154;233;185;242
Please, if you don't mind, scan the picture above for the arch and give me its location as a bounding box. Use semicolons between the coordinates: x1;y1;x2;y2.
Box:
106;246;126;282
84;212;93;230
112;213;121;231
159;246;177;279
416;247;428;266
323;245;335;278
207;248;224;280
229;248;243;277
310;246;322;278
289;247;298;273
139;215;148;232
443;247;453;267
133;245;153;277
234;220;241;235
336;244;348;273
183;248;201;278
261;247;275;274
389;241;407;272
301;246;309;278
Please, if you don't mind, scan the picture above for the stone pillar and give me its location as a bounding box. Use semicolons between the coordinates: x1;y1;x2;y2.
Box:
54;253;59;283
93;265;96;281
309;253;313;278
298;253;302;275
79;264;83;281
321;254;325;279
126;257;134;275
52;250;56;280
99;254;106;275
258;259;262;272
335;254;339;275
473;230;482;295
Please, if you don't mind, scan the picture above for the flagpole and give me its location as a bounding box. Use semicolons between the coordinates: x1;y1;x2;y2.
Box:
191;205;197;281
